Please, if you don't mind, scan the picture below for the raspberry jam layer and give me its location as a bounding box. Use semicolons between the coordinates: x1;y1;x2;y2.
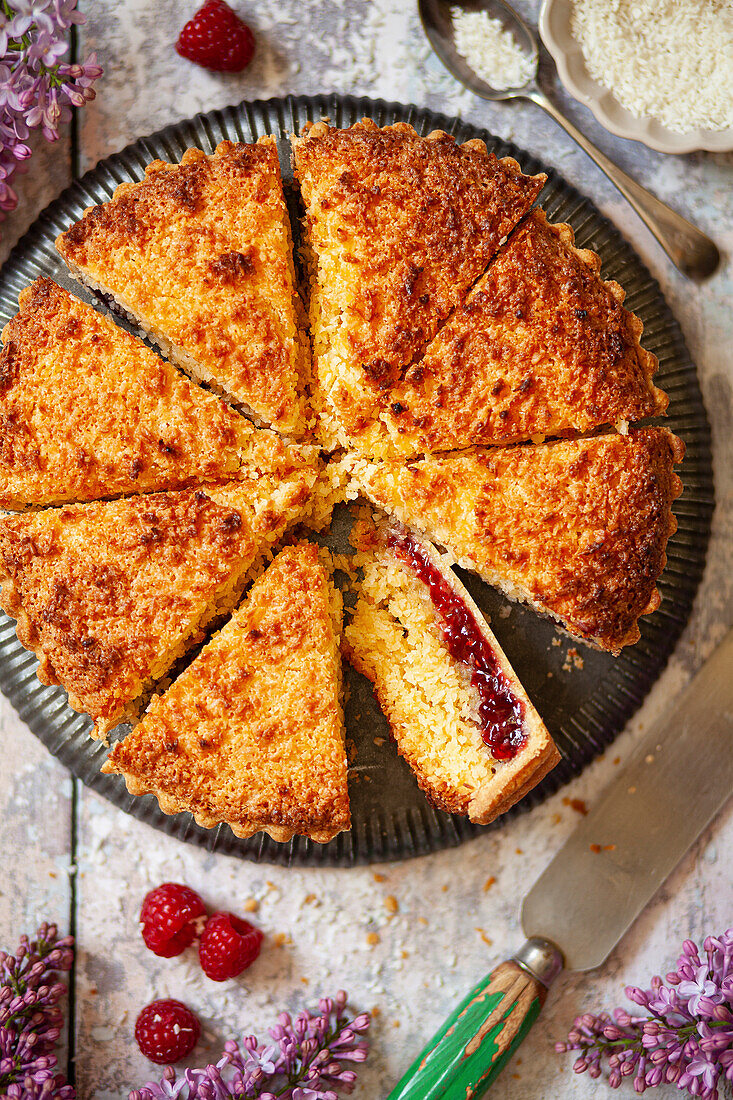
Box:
388;529;527;761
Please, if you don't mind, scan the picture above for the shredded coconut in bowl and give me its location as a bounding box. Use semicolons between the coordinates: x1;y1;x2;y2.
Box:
451;8;535;90
571;0;733;134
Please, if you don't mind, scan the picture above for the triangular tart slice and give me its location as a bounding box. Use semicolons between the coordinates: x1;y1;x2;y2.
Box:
372;210;668;457
56;139;309;435
0;468;316;737
0;278;310;509
346;428;684;654
104;542;349;844
293;119;546;449
345;517;558;825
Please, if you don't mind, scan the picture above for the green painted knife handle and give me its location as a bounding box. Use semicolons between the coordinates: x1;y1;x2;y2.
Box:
387;938;563;1100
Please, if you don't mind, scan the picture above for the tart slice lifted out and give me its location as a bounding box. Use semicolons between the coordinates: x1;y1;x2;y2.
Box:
293;119;546;449
345;518;558;825
104;542;350;845
347;428;684;654
375;210;668;457
0;467;316;737
0;278;307;509
56;139;309;436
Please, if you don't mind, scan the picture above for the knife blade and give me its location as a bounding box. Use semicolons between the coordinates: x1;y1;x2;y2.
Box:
387;627;733;1100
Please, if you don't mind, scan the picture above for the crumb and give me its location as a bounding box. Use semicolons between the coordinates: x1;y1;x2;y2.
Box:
384;895;399;914
373;736;386;747
603;844;616;851
590;843;602;854
89;987;98;995
441;884;449;892
511;1073;521;1079
401;949;409;959
552;637;561;647
273;932;289;947
482;876;496;892
393;1020;401;1028
645;754;654;764
515;847;523;855
366;932;380;946
266;880;277;890
499;605;511;619
364;773;372;782
49;871;57;879
373;872;386;883
476;928;494;947
242;898;259;913
613;756;621;765
304;893;317;904
371;1006;381;1017
551;812;562;825
346;737;358;763
417;917;428;926
628;786;637;794
301;976;309;984
562;797;588;815
547;671;553;678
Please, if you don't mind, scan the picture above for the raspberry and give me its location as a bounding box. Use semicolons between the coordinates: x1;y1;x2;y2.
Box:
140;882;206;958
176;0;255;72
198;911;264;981
135;999;200;1064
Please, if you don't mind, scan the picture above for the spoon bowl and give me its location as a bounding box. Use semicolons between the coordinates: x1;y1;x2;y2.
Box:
418;0;539;100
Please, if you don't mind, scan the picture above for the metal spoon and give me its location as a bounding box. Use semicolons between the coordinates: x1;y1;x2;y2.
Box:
419;0;720;280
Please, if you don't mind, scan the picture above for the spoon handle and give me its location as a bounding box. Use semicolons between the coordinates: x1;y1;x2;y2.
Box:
525;89;719;280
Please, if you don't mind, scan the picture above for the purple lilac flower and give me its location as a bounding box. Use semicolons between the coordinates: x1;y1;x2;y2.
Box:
0;921;75;1099
556;929;733;1098
131;991;370;1100
0;1;101;217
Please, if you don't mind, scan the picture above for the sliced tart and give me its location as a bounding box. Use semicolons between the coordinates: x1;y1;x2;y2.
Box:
0;468;316;737
56;139;309;435
104;542;349;844
346;428;684;654
293;119;546;449
0;278;313;509
345;518;558;824
371;210;668;457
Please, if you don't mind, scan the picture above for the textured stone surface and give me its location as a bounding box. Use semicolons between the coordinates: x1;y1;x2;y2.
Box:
0;1;731;1097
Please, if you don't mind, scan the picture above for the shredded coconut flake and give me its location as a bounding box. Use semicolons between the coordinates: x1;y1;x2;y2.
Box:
451;9;535;90
571;0;733;133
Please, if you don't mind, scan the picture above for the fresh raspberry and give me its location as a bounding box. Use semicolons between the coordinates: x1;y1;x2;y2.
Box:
140;883;206;958
176;0;255;72
135;999;200;1064
198;911;264;981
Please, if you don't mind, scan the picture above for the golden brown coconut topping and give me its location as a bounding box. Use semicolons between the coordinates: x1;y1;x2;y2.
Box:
293;119;546;446
56;139;310;435
104;542;349;844
378;210;668;456
348;428;684;654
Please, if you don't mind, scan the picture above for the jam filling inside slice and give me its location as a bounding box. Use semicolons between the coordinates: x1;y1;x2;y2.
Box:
387;528;527;761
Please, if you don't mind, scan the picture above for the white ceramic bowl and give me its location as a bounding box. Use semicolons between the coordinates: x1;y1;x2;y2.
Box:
539;0;733;155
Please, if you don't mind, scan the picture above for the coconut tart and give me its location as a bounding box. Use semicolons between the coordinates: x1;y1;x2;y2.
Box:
55;138;310;436
104;542;349;844
362;210;668;458
0;468;316;738
293;119;546;449
0;278;315;510
345;517;558;825
347;428;684;655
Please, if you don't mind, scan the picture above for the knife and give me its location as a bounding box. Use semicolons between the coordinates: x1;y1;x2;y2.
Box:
387;626;733;1100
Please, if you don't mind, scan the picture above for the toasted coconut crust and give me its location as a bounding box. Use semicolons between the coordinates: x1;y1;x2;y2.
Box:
104;543;349;844
376;210;667;456
0;469;316;735
56;139;309;435
293;119;546;445
0;277;282;509
347;428;684;654
345;520;559;824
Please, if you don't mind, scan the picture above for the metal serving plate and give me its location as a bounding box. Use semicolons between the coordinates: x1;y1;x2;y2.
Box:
0;94;713;866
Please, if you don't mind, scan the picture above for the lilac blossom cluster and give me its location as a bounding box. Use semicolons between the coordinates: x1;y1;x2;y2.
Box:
556;930;733;1097
131;991;370;1100
0;1;102;215
0;921;75;1100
